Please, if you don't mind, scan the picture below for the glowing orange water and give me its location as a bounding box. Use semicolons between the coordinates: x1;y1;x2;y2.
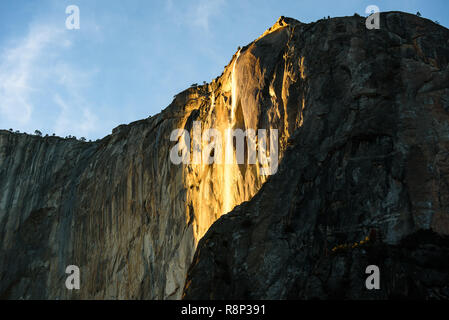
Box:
222;50;240;215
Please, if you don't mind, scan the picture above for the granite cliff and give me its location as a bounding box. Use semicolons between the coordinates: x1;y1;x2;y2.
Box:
0;16;301;299
1;12;448;300
183;12;449;299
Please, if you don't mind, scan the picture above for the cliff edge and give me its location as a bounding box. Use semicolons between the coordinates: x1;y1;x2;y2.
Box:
183;12;449;299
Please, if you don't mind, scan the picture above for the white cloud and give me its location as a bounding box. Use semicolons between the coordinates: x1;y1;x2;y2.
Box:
0;25;61;125
0;23;99;138
190;0;225;31
53;94;97;138
166;0;226;32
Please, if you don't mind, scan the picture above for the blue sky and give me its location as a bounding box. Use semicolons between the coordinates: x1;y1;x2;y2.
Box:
0;0;447;140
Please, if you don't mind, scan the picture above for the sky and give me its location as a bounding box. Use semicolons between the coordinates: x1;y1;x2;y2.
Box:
0;0;448;140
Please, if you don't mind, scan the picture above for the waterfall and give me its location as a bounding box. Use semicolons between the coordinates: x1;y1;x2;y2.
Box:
222;50;241;215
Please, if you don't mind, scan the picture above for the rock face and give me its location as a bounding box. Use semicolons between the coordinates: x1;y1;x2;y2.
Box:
183;13;449;299
1;12;448;300
0;16;303;299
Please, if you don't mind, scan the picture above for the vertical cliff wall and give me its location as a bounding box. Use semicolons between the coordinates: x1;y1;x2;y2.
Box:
183;12;449;299
0;16;304;299
3;11;448;300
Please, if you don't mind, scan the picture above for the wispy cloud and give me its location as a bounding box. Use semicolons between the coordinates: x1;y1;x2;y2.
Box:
189;0;225;31
53;94;97;138
0;22;100;138
165;0;226;32
0;25;62;125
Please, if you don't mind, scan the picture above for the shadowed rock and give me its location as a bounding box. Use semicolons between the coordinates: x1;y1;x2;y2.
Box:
183;12;449;300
